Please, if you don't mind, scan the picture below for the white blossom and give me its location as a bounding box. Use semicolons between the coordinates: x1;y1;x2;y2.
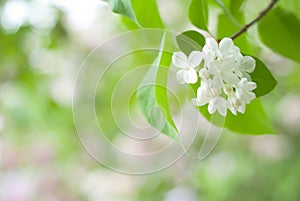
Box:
235;56;256;81
207;57;239;86
235;78;257;104
172;51;202;84
192;79;227;116
208;96;227;116
199;67;209;80
172;37;257;116
227;94;246;115
202;38;219;60
192;79;220;106
191;83;211;106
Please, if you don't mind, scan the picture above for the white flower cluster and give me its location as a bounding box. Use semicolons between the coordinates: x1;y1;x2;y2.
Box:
172;37;257;116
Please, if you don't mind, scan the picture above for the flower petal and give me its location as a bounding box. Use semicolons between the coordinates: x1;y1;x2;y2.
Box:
227;95;238;115
208;96;227;116
246;92;256;101
238;103;246;114
197;86;210;104
235;88;243;99
203;79;213;89
233;46;241;54
212;75;223;89
241;71;252;81
221;55;235;71
222;71;240;85
218;98;227;117
207;60;219;75
184;68;198;84
219;38;234;54
176;69;186;84
206;38;218;51
240;56;255;73
191;98;200;106
237;78;248;88
229;107;238;115
191;97;207;106
199;67;209;80
244;81;257;91
188;51;203;68
208;98;218;114
172;52;188;68
235;69;243;78
234;50;242;59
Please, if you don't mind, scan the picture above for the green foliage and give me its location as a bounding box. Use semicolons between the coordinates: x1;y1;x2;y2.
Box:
104;0;138;24
131;0;164;28
4;1;300;200
217;13;254;54
258;7;300;63
106;0;280;136
188;0;209;31
251;56;277;97
223;99;274;134
175;30;205;55
189;83;274;135
278;0;300;20
175;29;276;134
229;0;244;15
104;0;164;28
136;33;178;139
211;0;242;28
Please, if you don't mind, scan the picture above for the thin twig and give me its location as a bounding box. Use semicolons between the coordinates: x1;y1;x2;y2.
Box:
230;0;279;40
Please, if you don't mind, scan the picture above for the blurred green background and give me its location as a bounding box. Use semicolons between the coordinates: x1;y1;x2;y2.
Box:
1;0;300;201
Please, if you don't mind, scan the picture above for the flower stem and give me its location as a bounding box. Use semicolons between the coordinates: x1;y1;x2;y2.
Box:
230;0;279;40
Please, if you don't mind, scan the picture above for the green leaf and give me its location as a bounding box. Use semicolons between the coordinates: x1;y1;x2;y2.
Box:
258;7;300;63
224;99;274;134
250;56;277;97
211;0;242;28
278;0;300;20
190;67;275;134
131;0;164;28
229;0;244;16
136;33;178;139
195;96;274;135
188;0;209;31
217;13;254;54
104;0;164;28
104;0;138;24
155;53;176;129
176;30;206;55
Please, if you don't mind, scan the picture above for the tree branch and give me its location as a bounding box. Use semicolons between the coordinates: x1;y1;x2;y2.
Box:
230;0;279;40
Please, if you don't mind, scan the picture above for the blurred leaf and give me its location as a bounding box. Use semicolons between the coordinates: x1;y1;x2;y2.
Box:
197;98;274;134
137;33;178;139
121;16;141;30
211;0;242;28
190;81;274;135
49;20;68;49
217;13;254;54
235;101;274;134
104;0;164;28
155;53;177;129
0;28;30;82
131;0;164;28
176;30;205;55
224;99;274;135
188;0;209;31
250;56;277;97
258;7;300;63
104;0;138;24
230;0;245;16
278;0;300;20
